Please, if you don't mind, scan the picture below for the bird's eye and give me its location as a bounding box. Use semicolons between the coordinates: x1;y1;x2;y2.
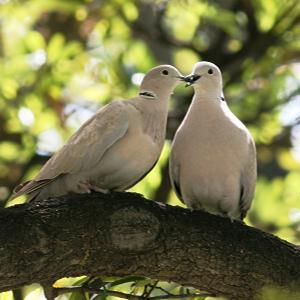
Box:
208;69;213;74
162;70;169;75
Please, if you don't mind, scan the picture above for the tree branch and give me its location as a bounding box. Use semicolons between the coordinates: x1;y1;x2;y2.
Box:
0;192;299;300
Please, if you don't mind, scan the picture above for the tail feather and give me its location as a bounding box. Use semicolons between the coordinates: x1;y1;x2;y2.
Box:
13;180;31;193
9;178;55;201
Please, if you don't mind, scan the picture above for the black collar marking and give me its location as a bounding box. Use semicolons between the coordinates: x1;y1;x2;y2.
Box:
139;91;155;98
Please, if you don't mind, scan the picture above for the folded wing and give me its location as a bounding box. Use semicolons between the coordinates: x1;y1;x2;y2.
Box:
11;101;129;200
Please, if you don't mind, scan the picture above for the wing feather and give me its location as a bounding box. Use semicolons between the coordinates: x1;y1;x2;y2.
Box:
10;101;129;199
36;100;129;180
169;156;183;201
239;137;257;220
10;178;58;200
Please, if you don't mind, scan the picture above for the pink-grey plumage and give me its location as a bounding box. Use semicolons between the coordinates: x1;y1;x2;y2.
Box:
169;62;256;220
11;65;183;202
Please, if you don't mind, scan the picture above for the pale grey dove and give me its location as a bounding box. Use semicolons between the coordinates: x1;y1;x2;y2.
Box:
11;65;183;202
169;61;256;220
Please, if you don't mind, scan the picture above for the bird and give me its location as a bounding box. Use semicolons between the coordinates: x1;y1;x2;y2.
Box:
11;65;183;202
169;61;256;220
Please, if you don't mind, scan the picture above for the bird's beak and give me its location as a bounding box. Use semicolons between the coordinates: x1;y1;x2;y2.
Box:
181;74;201;87
176;75;186;80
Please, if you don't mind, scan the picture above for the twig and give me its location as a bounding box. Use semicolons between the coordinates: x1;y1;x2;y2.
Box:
144;281;159;298
53;285;214;299
12;289;23;300
150;293;214;300
41;282;56;300
148;285;172;296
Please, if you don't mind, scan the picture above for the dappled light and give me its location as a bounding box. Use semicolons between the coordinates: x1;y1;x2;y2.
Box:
1;0;300;299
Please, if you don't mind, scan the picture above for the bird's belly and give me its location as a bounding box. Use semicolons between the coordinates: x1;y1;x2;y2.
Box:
180;147;241;216
182;175;239;213
88;132;160;190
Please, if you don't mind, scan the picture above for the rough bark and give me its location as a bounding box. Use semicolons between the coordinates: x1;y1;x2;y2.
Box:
0;192;299;300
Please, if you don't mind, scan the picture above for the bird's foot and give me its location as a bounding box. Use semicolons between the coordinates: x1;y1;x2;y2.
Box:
155;201;167;209
91;185;110;194
189;205;205;213
228;216;235;223
78;181;92;193
78;181;109;194
220;213;238;223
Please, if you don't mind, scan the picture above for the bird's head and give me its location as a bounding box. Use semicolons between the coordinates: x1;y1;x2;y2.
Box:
140;65;184;99
182;62;223;93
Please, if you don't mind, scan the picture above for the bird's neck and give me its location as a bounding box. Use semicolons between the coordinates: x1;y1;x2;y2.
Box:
140;79;174;101
192;86;223;103
138;87;172;113
143;108;168;147
133;91;170;147
184;88;225;124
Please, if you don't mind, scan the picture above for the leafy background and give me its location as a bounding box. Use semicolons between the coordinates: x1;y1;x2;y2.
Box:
0;0;300;299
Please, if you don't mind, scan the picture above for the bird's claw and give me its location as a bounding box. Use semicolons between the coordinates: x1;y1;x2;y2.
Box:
78;181;109;194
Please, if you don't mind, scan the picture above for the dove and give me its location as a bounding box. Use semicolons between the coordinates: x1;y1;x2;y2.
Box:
11;65;183;202
169;61;256;220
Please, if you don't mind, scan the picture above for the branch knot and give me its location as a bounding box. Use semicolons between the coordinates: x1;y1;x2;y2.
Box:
109;206;160;252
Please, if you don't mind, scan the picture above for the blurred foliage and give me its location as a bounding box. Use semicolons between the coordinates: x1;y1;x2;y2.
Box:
1;0;300;299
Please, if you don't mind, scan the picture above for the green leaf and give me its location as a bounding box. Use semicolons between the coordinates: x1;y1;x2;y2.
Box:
47;34;65;63
69;291;87;300
25;31;46;52
72;276;90;286
106;276;147;288
90;292;106;300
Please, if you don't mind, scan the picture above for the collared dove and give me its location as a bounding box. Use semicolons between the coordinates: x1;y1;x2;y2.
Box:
169;61;256;220
11;65;183;202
